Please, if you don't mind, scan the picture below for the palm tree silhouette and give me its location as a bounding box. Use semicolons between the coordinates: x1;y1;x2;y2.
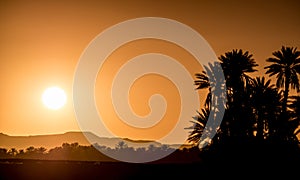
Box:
264;46;300;116
186;108;210;145
187;47;300;166
189;62;226;147
219;49;258;93
219;49;258;138
194;62;226;110
189;50;259;147
194;70;210;109
249;77;282;141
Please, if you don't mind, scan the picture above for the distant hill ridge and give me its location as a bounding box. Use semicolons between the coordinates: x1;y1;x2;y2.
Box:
0;131;162;150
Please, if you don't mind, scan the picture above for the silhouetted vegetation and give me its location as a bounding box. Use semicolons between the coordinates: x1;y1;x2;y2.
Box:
0;141;202;163
187;46;300;164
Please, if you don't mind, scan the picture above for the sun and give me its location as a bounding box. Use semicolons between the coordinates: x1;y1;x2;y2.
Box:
42;86;67;110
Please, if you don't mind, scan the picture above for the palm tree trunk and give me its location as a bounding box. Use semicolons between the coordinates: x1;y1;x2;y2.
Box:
282;74;290;116
279;73;290;142
256;109;264;140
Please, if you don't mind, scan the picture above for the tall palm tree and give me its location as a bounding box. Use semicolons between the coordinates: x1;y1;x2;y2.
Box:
250;77;282;140
219;49;258;138
264;46;300;115
190;62;226;147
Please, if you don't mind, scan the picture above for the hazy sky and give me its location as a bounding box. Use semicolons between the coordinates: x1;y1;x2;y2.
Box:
0;0;299;143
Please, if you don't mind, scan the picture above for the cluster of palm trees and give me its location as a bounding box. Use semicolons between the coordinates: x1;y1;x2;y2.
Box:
187;46;300;151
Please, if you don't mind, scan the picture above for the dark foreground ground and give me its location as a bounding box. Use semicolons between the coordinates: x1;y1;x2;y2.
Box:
0;157;298;180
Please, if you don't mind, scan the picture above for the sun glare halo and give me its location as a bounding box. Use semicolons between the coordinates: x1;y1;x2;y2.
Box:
42;86;67;110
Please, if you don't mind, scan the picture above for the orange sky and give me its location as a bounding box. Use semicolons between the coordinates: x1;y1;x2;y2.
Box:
0;0;299;143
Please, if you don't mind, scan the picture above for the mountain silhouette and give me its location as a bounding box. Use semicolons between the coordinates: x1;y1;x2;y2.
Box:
0;131;162;150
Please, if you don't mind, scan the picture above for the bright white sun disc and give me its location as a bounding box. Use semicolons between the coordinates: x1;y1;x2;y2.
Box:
42;87;67;110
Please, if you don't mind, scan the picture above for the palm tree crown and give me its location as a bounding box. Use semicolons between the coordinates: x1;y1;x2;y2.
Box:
264;46;300;114
265;46;300;91
219;49;258;92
